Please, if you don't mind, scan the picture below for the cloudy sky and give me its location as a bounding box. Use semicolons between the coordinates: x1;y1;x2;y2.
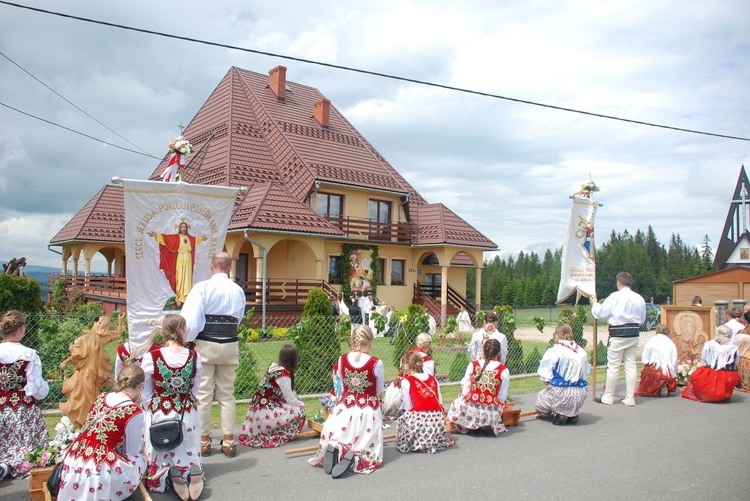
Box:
1;0;749;272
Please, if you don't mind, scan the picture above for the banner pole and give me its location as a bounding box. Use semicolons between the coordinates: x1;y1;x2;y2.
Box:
592;314;598;400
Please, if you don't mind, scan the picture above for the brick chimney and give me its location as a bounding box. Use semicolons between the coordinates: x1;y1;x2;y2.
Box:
268;65;287;100
313;99;330;127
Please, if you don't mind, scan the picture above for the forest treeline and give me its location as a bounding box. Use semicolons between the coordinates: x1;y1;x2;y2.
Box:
468;226;713;307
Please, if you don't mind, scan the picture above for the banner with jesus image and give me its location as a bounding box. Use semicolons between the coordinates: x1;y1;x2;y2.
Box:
123;179;238;346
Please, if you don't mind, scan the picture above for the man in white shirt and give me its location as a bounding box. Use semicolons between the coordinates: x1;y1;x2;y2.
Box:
591;272;647;407
181;252;246;458
358;291;374;325
723;308;745;341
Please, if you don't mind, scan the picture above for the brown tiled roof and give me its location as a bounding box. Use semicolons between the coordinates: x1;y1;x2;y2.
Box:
412;203;496;249
52;66;495;250
50;186;124;243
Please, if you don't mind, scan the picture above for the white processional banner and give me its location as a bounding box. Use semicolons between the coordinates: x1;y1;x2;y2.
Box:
123;180;238;346
556;195;599;304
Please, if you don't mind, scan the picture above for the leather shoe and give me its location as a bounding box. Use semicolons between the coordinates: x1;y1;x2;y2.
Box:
621;397;636;407
169;467;189;501
331;449;354;478
552;413;567;426
188;465;203;501
595;395;613;405
323;444;339;474
659;383;669;398
200;440;211;457
221;441;237;458
566;415;579;424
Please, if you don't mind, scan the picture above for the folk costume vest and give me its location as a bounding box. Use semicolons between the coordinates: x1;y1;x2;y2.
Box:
468;360;504;407
339;354;381;410
252;366;292;409
149;349;198;415
67;394;141;466
405;375;442;412
0;359;36;408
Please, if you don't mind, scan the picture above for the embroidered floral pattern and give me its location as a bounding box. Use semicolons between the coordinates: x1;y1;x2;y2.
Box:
150;351;197;415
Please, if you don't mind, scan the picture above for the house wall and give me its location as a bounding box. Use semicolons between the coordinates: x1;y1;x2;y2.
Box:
674;283;742;306
313;185;406;222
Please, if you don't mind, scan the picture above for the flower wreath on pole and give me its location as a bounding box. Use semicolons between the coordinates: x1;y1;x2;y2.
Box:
161;136;194;182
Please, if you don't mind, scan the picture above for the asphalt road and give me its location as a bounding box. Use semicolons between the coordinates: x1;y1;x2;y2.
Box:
3;385;747;501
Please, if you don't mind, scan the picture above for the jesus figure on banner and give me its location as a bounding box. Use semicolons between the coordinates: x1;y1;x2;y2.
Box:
148;219;206;306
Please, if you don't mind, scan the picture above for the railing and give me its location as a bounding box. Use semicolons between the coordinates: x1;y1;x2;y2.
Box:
48;274;333;307
413;283;443;323
324;215;412;243
419;282;476;316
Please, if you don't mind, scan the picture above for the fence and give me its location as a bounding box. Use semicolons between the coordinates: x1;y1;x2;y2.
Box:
19;306;657;410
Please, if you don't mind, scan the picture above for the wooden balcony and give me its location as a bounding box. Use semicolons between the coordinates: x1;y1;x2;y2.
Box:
324;215;412;243
48;274;337;307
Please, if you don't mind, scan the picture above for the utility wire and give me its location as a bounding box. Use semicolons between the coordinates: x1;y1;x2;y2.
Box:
1;0;749;142
0;49;154;156
0;101;161;159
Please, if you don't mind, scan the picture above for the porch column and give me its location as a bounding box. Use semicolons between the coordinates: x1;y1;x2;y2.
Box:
440;265;448;327
61;258;68;275
85;258;91;288
475;267;482;311
230;258;238;281
72;259;79;286
107;259;113;277
316;259;323;281
254;256;264;303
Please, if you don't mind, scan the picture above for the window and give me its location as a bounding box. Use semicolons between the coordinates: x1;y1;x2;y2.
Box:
391;259;405;286
377;258;386;285
368;199;392;240
316;192;343;218
328;255;342;284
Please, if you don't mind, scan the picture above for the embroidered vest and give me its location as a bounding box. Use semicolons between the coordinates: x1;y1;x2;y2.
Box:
252;366;292;409
68;394;141;466
0;359;36;408
468;360;504;406
339;354;381;410
406;375;442;412
149;349;198;415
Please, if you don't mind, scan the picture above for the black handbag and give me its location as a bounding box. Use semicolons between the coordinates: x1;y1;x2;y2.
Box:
45;460;64;497
149;380;190;451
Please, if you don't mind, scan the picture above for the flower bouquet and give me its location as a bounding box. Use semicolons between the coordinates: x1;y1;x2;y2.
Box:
676;358;701;386
20;416;77;473
309;394;337;433
162;136;194;182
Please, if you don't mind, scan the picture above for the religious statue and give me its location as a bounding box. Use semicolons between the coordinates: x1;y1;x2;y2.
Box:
672;311;709;362
148;219;206;307
59;314;125;428
2;257;27;277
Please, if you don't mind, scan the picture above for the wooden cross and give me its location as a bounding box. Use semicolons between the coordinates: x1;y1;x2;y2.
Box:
178;122;185;134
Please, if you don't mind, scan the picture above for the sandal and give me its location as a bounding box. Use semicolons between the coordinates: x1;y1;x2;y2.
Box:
169;466;189;501
188;464;203;500
221;441;237;458
200;440;211;457
331;449;354;478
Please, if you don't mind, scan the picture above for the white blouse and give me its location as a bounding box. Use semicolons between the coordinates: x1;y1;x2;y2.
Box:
641;334;678;377
0;342;49;400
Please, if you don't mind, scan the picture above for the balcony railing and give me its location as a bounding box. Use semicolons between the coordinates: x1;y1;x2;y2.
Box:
324;215;412;243
48;274;336;306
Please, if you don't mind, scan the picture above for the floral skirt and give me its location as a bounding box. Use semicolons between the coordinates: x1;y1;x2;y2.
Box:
682;366;741;403
535;385;587;417
635;364;678;397
308;403;383;474
446;396;506;436
0;404;48;478
238;401;306;448
143;408;202;492
396;410;455;453
737;356;750;393
57;453;146;501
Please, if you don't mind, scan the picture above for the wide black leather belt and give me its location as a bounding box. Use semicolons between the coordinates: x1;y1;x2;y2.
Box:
196;315;239;343
608;322;640;338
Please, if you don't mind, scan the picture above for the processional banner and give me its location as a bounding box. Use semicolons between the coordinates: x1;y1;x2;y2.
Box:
556;194;599;304
123;179;238;346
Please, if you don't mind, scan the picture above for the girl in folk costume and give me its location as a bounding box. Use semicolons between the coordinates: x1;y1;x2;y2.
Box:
468;313;508;364
733;312;750;392
396;351;455;454
447;338;509;436
635;324;678;398
141;314;203;499
239;344;306;448
309;325;384;477
115;337;161;379
535;323;590;425
383;333;435;419
682;325;740;403
0;311;49;480
57;364;147;501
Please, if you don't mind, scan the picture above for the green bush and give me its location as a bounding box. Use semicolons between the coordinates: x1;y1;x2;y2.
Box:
443;316;457;334
235;341;259;399
524;346;543;374
449;351;470;381
590;340;607;366
557;305;588;348
293;289;343;394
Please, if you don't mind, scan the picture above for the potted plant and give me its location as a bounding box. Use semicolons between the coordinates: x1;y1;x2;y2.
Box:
25;416;77;500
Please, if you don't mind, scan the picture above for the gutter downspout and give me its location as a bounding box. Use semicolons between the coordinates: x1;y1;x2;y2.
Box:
244;231;267;336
